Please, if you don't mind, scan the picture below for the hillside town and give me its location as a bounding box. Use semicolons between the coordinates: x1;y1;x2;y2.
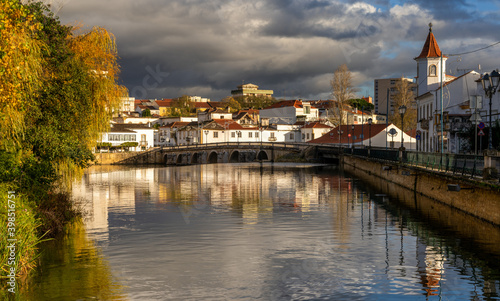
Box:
99;24;499;155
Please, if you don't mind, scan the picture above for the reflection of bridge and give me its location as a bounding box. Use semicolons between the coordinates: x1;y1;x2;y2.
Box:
116;142;343;165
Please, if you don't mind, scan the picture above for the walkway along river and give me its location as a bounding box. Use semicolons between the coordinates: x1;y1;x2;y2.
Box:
10;163;500;300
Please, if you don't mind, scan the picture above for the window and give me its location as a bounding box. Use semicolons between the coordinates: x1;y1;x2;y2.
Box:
248;132;253;138
220;116;225;119
213;132;218;138
231;132;235;138
270;132;275;138
302;133;305;139
255;132;259;138
429;65;437;76
141;134;146;142
237;131;242;138
304;106;310;114
307;133;310;140
289;133;294;140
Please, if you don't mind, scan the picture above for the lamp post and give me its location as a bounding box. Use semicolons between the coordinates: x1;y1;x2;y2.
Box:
204;130;209;144
236;130;241;144
368;118;372;149
481;70;500;150
351;124;355;149
399;105;407;149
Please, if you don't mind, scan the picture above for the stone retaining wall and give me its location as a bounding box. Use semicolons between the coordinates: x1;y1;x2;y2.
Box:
343;155;500;226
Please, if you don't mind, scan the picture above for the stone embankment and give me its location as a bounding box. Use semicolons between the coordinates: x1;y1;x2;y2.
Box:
343;155;500;226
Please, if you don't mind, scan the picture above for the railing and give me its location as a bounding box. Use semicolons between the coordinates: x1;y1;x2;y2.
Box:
160;142;313;152
405;152;484;178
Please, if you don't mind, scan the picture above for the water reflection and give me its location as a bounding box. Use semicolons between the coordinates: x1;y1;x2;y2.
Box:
19;221;125;301
27;163;500;300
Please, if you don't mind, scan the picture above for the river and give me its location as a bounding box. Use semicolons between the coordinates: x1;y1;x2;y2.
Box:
17;163;500;300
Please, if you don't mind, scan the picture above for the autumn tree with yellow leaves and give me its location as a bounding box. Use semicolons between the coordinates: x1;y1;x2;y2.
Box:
0;0;126;278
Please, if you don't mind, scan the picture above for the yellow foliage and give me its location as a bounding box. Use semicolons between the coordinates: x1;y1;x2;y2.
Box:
67;26;127;147
0;0;43;150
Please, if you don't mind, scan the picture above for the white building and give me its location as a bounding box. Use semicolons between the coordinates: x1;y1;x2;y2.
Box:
415;24;481;153
260;100;319;124
301;121;333;142
100;123;156;151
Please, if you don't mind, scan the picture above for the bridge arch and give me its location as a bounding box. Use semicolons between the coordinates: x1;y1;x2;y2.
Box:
191;152;200;164
176;154;183;165
229;151;240;163
208;151;218;164
257;150;269;161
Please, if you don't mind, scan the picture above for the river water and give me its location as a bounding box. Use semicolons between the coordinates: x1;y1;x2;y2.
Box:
18;163;500;300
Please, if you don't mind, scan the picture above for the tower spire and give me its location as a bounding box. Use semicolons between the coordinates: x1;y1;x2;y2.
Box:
414;24;443;60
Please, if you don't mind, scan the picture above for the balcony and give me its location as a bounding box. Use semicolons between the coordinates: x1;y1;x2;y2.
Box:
268;137;277;142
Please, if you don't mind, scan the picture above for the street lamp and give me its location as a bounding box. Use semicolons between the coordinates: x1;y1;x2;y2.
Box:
481;70;500;150
236;130;241;144
399;105;407;149
204;130;209;144
368;118;372;149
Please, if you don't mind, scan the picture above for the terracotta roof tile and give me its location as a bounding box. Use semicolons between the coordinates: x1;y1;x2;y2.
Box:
415;28;444;59
309;124;390;144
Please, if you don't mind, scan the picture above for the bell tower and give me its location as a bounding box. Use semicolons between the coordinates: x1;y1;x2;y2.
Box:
414;23;447;96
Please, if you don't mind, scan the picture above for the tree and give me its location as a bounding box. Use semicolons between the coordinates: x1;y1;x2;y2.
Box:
0;0;43;150
330;64;357;126
233;95;276;109
389;77;416;132
170;95;192;116
349;98;374;112
142;108;152;117
222;96;242;112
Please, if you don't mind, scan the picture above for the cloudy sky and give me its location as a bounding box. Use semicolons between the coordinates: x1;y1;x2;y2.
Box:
52;0;500;101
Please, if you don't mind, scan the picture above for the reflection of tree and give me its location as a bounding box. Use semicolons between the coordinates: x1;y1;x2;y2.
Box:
18;221;125;300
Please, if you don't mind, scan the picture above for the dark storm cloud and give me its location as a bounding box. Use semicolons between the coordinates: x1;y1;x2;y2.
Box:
54;0;500;100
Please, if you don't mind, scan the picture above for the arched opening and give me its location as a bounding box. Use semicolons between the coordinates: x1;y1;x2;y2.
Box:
176;154;183;165
257;150;268;161
429;64;437;77
229;151;240;163
208;152;218;164
164;154;169;165
191;153;199;164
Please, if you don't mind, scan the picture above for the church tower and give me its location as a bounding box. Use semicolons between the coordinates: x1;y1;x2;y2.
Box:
414;23;447;97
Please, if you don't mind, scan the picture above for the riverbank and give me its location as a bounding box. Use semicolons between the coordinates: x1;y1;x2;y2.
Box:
0;185;81;283
343;154;500;226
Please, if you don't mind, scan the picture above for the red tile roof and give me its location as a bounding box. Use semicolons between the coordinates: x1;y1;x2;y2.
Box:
309;124;390;144
160;121;190;129
155;99;173;107
193;102;212;108
212;119;245;130
302;121;332;129
415;27;444;59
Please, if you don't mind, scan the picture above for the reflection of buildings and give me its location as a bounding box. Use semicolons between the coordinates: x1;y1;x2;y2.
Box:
73;167;158;241
417;241;445;296
152;164;352;225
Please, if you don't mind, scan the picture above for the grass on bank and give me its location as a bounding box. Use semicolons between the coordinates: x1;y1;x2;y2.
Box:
0;184;81;281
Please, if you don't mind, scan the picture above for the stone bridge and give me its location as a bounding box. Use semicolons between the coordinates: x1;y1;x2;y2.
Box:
114;142;342;165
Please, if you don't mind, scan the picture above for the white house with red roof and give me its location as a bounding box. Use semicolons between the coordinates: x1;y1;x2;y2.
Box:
309;124;416;149
415;24;480;153
301;121;333;142
260;100;319;124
